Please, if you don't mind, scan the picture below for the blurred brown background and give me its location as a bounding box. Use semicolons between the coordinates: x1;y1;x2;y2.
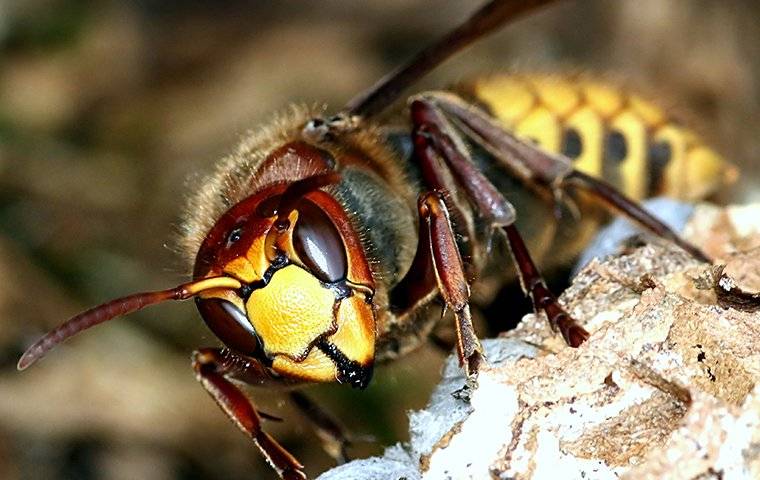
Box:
1;1;759;479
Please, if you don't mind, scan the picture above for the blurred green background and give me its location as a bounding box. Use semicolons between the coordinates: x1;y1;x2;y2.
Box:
1;1;759;479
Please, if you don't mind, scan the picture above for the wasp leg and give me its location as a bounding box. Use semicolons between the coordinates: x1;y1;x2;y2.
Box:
418;191;484;376
411;98;589;347
289;391;353;465
502;223;590;347
563;170;709;262
192;348;307;480
396;122;485;374
421;91;711;263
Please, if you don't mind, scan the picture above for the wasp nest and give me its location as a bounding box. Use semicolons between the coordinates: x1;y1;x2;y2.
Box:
319;202;760;480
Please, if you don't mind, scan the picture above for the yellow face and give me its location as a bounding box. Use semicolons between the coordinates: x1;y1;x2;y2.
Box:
246;264;375;386
194;186;377;388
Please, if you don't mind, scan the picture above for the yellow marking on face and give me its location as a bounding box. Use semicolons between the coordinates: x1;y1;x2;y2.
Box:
582;81;623;118
515;106;561;152
610;110;647;199
473;76;534;125
530;76;579;117
270;210;299;261
329;295;375;365
221;233;271;284
223;257;258;284
184;276;242;295
273;347;336;383
565;106;604;177
247;264;335;360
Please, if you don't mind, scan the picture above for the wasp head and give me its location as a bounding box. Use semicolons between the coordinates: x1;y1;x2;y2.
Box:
192;170;377;389
18;128;378;390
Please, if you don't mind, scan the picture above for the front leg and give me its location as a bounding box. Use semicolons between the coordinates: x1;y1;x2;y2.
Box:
418;191;484;376
192;348;306;480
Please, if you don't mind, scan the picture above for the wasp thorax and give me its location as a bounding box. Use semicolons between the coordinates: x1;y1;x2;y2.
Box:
193;169;377;388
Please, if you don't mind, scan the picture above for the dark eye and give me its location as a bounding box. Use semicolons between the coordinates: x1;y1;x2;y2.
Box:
292;200;347;283
226;227;243;247
196;298;260;355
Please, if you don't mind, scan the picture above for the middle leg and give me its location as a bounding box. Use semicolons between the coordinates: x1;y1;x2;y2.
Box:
411;98;590;347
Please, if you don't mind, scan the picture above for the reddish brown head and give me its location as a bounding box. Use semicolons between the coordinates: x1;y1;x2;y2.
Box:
18;141;378;389
193;169;377;388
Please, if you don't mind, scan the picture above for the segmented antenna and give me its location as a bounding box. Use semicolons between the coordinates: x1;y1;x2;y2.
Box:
345;0;559;118
17;276;242;370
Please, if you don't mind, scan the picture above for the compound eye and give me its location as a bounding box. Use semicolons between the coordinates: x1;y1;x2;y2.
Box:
196;298;260;355
292;200;347;283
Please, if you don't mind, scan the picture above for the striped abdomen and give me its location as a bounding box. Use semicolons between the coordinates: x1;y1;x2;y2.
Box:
458;74;735;202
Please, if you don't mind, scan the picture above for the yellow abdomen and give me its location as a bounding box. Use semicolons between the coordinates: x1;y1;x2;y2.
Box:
459;74;736;201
